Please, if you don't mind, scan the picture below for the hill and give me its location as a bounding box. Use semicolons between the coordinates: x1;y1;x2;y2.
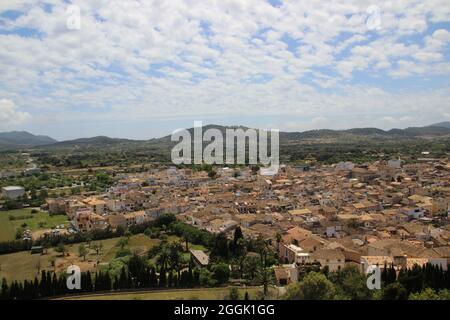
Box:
49;136;142;148
430;121;450;129
0;131;57;148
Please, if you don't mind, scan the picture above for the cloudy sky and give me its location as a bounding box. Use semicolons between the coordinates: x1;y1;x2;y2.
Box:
0;0;449;140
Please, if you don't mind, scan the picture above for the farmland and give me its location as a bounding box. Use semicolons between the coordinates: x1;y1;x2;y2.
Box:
0;208;68;242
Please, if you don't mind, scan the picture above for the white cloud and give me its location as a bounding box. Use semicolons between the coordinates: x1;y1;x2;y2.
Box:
0;0;449;136
0;99;31;127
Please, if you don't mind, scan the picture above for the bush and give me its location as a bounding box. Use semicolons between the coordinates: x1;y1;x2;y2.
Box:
212;263;230;285
284;272;336;300
115;248;132;258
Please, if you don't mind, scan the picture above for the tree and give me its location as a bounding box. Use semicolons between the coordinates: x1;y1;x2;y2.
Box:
55;242;66;257
409;288;440;300
257;267;273;297
228;287;241;300
127;253;146;287
157;245;170;270
213;263;230;285
328;266;373;300
117;238;128;250
169;242;183;278
243;253;260;280
78;244;88;261
275;232;282;254
284;272;336;300
233;227;244;247
381;282;408;300
208;170;217;179
212;233;229;259
48;256;56;271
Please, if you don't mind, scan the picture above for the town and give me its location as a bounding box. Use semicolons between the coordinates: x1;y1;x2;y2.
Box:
1;155;449;299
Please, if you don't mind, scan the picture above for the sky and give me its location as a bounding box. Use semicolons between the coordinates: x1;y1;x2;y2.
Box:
0;0;449;140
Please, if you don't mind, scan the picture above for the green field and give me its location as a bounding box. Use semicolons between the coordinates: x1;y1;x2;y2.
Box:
0;233;203;282
0;208;68;242
58;286;277;300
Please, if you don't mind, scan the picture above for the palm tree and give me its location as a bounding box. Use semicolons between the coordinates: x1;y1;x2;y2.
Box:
169;243;183;278
157;245;170;270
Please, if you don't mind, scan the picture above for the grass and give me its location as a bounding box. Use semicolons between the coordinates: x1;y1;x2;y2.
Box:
58;287;276;300
0;229;209;283
0;236;120;282
100;234;161;262
0;234;166;282
0;208;68;242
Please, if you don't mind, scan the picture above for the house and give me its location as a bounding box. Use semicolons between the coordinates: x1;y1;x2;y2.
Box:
107;214;127;229
403;207;426;220
1;186;25;200
288;208;312;217
190;249;209;268
308;249;345;272
280;226;313;247
72;209;95;232
106;199;125;212
90;213;108;230
123;210;147;226
83;198;107;215
24;167;41;176
360;256;393;273
388;159;401;169
367;239;422;257
274;264;298;285
279;244;309;264
47;198;66;214
335;162;355;171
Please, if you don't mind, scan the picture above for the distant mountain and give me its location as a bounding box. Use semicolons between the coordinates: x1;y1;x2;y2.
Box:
430;121;450;129
280;126;450;141
0;131;57;149
50;136;141;148
3;122;450;151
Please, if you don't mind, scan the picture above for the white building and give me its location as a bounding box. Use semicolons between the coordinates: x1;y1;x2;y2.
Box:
335;162;355;171
279;244;310;264
1;186;25;200
24;167;41;176
387;159;401;169
404;207;426;219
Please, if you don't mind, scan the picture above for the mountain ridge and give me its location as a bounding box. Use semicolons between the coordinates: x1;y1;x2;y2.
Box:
0;131;57;148
1;123;450;149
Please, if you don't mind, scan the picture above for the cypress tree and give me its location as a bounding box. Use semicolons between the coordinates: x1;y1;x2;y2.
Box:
159;268;167;288
150;268;158;287
168;271;173;288
1;278;9;299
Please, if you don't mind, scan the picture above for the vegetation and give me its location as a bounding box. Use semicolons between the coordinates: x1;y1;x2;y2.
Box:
283;264;450;300
0;209;68;242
